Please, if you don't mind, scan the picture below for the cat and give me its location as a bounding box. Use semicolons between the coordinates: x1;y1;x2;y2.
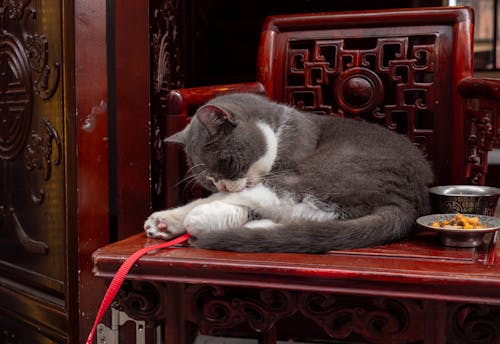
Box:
144;93;433;253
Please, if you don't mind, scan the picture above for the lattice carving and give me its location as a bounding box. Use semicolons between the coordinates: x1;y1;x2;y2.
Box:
0;0;60;255
448;303;500;344
286;36;437;158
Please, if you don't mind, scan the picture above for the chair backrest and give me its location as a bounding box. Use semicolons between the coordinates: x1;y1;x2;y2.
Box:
255;7;474;186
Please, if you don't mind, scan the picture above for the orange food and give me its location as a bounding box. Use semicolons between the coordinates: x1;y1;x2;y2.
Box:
431;213;487;230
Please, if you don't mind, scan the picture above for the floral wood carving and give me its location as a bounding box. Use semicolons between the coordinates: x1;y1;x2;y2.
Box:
0;0;28;20
185;285;297;335
0;0;60;255
298;292;425;343
24;119;61;205
115;281;166;324
448;304;500;344
150;0;183;209
185;285;427;342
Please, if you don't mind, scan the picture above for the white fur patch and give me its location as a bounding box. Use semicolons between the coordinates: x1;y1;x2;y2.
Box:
184;201;250;235
246;122;278;184
244;219;279;229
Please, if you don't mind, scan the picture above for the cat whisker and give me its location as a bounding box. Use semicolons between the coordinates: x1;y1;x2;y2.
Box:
175;173;198;188
185;163;205;175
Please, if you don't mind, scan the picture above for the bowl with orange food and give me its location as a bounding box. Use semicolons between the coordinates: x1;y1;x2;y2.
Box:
416;213;500;247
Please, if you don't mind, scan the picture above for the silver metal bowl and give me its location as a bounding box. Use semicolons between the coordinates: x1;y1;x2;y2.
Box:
429;185;500;216
416;213;500;247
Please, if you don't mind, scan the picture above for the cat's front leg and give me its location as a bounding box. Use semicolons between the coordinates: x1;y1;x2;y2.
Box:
144;193;225;240
144;207;189;240
183;201;250;237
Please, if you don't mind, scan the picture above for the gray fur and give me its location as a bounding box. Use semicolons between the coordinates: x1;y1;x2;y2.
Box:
167;93;433;253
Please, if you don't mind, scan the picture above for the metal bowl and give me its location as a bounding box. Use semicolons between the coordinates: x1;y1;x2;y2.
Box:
416;213;500;247
429;185;500;216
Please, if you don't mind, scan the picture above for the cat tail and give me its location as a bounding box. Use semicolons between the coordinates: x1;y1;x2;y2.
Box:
190;206;417;253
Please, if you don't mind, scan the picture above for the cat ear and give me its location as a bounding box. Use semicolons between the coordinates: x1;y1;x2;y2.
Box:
164;127;188;146
196;105;236;136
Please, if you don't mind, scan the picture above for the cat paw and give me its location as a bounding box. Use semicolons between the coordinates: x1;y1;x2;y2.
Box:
184;201;249;237
144;210;186;240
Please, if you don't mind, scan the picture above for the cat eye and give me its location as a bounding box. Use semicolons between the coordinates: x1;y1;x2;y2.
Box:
218;157;239;179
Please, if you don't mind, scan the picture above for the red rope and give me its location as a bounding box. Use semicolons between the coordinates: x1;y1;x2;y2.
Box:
86;232;192;344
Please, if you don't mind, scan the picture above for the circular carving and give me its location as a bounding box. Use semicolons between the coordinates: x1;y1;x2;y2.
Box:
449;304;500;344
343;77;373;105
334;67;384;115
0;32;33;161
116;281;165;322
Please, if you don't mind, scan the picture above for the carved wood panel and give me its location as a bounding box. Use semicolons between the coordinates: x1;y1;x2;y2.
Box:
447;303;500;344
284;33;445;162
179;284;500;344
277;25;456;185
0;1;66;342
184;285;429;343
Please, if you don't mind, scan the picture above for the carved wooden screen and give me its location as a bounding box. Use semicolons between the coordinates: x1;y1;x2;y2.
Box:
261;8;474;185
281;29;453;185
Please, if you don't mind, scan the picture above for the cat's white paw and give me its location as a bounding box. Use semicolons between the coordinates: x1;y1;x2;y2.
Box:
184;201;249;237
144;209;186;240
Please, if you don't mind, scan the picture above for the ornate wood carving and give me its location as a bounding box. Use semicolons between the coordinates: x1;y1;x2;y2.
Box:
286;36;437;159
116;281;166;324
464;97;497;185
185;285;427;342
0;0;60;256
185;285;297;335
24;119;61;205
150;0;183;210
298;292;425;343
1;329;17;344
448;304;500;344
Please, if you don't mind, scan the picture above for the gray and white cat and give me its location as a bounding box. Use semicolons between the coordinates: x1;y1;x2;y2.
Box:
144;93;433;253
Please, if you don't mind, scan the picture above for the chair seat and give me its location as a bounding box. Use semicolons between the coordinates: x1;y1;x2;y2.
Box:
93;230;500;304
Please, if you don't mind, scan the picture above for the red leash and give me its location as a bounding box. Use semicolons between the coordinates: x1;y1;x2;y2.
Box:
86;232;192;344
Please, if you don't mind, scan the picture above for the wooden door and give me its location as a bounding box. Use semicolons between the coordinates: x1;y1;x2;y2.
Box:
0;1;77;343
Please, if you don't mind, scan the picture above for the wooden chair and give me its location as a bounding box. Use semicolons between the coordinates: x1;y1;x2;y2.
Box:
93;7;500;344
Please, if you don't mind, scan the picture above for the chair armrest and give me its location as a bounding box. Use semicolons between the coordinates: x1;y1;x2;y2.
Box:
458;77;500;100
458;77;500;148
166;82;266;116
457;77;500;184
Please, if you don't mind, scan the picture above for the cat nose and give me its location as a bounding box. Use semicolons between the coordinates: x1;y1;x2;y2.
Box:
218;182;229;192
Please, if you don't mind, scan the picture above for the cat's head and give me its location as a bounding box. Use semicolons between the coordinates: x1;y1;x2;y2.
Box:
165;97;278;193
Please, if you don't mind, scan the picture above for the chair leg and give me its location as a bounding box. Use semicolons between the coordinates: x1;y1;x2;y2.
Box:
258;326;277;344
165;283;187;344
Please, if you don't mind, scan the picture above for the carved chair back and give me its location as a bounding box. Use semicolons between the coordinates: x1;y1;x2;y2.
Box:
165;7;493;208
256;7;474;186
